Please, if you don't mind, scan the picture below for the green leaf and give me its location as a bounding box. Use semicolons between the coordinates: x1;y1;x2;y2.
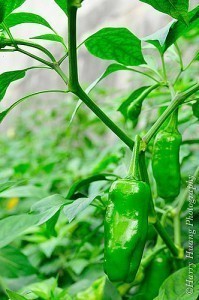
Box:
85;28;145;66
143;21;174;53
3;12;54;31
0;181;21;193
63;196;96;223
144;7;199;52
0;246;35;278
45;211;60;237
0;214;40;248
67;173;116;199
76;277;121;300
118;86;149;117
164;6;199;50
104;278;122;300
0;0;26;23
30;34;65;46
54;0;68;16
0;69;26;101
140;0;189;23
6;290;27;300
30;194;68;215
155;264;199;300
89;64;135;89
0;185;47;198
0;195;68;248
25;278;58;299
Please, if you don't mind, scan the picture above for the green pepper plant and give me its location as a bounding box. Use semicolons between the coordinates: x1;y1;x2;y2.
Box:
0;0;198;299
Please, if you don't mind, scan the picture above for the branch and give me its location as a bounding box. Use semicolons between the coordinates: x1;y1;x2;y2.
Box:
3;38;56;62
76;87;134;148
67;6;134;148
143;83;199;144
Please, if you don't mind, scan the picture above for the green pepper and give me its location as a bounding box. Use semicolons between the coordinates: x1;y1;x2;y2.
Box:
127;84;159;122
152;111;182;200
104;136;150;283
104;179;150;283
138;250;172;300
127;100;142;121
192;101;199;119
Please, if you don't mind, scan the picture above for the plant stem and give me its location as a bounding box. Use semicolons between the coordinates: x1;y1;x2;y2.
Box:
175;43;184;71
129;67;160;83
174;214;181;247
67;5;134;148
143;83;199;144
4;38;56;62
1;22;17;48
68;6;79;91
54;65;68;84
76;87;134;148
153;219;180;257
0;49;17;53
184;51;199;71
141;245;166;268
160;53;168;83
58;53;68;65
139;150;157;221
128;135;141;179
182;139;199;144
17;48;53;68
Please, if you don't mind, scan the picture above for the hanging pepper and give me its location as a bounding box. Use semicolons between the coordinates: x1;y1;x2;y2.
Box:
104;136;150;283
138;250;172;300
127;84;159;122
152;110;182;200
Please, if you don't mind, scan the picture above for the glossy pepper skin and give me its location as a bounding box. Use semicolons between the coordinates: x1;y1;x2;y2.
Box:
104;178;150;283
138;251;171;300
152;113;182;200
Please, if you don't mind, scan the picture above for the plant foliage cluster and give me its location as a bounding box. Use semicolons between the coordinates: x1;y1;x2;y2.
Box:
0;0;198;299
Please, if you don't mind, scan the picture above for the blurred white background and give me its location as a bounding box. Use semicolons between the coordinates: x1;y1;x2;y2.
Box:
0;0;197;130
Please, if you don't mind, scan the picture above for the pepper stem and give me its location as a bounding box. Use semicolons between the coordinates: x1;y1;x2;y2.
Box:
139;151;156;222
166;109;179;131
128;135;141;180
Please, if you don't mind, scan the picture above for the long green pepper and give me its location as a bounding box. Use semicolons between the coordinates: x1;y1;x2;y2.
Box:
152;110;182;200
104;136;150;283
137;250;172;300
127;84;159;122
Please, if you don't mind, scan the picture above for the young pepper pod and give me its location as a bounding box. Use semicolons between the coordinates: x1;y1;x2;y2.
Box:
127;84;159;123
152;111;182;200
104;179;150;283
138;250;172;300
104;135;150;283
